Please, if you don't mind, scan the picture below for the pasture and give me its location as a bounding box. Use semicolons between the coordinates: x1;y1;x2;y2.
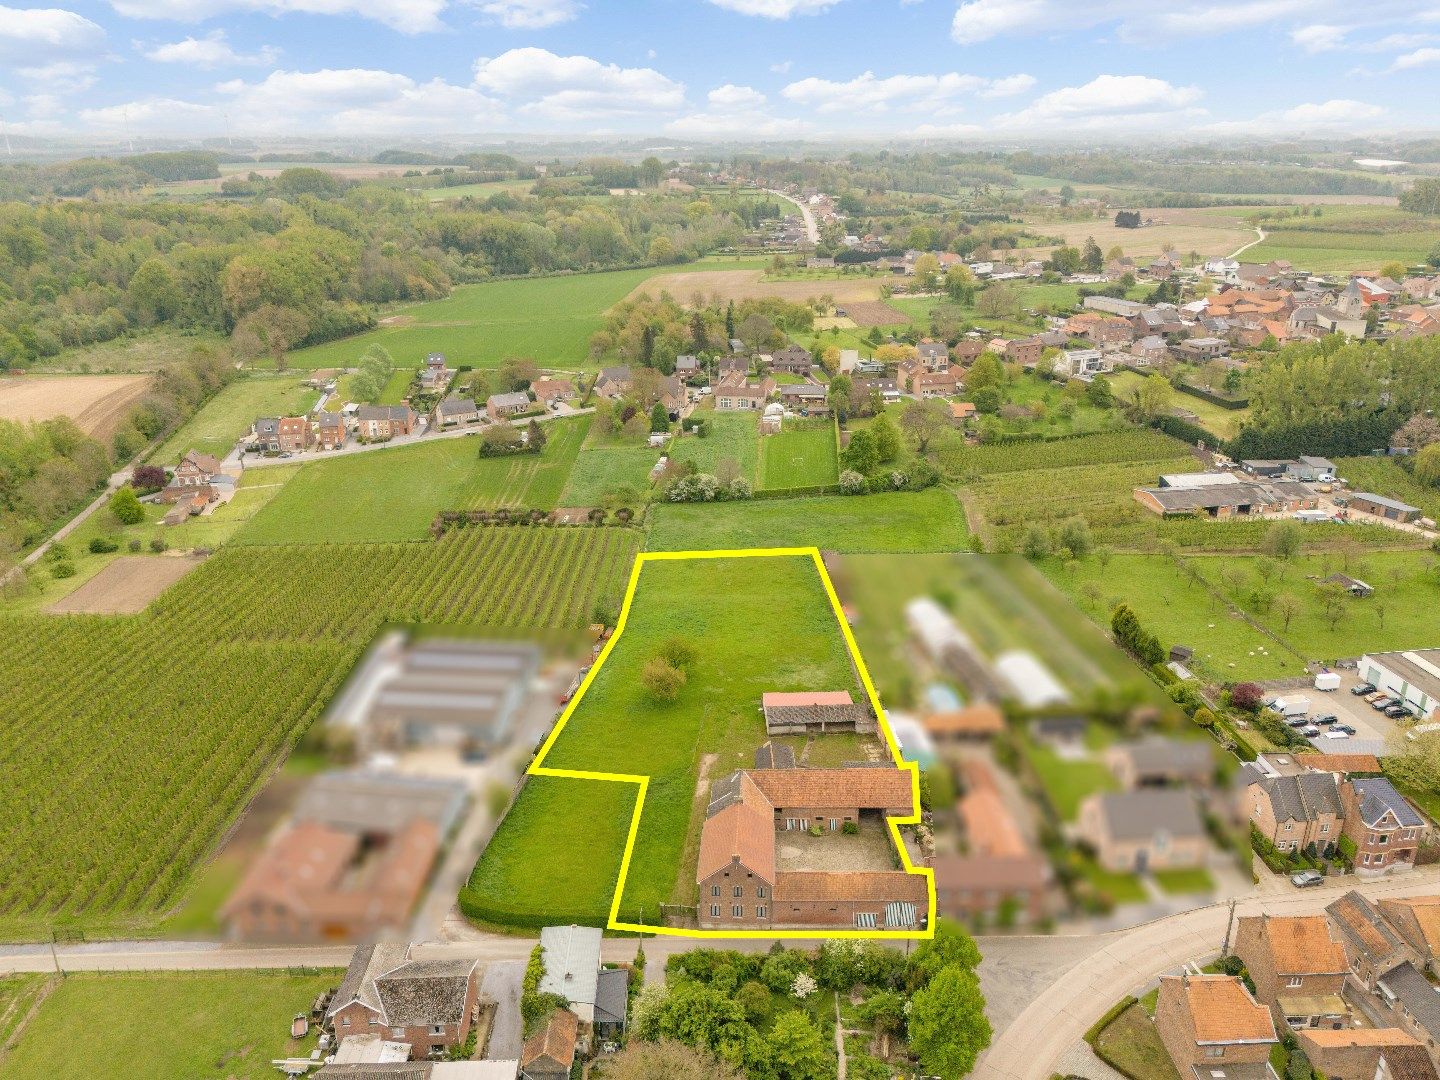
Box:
0;525;640;937
1241;205;1440;271
151;374;319;464
624;268;883;306
0;374;151;442
667;410;760;481
646;488;970;553
1;970;339;1080
237;416;588;544
1015;206;1256;261
464;554;870;928
759;420;839;491
1108;371;1251;440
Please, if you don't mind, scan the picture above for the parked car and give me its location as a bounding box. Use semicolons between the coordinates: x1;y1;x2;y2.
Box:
1335;724;1357;735
1302;725;1322;737
1372;697;1396;710
1286;716;1309;728
1314;714;1338;725
1386;705;1410;719
1351;683;1376;696
1291;870;1324;888
1322;730;1350;740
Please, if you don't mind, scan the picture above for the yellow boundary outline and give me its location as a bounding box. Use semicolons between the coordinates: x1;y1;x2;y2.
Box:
527;546;936;939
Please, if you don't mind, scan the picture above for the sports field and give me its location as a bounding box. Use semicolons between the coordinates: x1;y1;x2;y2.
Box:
758;420;840;490
152;374;320;464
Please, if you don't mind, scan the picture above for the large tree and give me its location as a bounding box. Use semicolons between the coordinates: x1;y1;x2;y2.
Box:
899;398;949;454
605;1039;744;1080
907;965;993;1079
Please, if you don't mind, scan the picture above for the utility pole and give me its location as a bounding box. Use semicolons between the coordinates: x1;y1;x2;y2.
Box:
1220;898;1237;958
49;930;62;976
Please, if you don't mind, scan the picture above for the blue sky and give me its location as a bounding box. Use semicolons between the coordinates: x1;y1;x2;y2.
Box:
1;0;1439;138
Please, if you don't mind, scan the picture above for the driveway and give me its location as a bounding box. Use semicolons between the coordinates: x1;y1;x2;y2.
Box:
480;960;525;1060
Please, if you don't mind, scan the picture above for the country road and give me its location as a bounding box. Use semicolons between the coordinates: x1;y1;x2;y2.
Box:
766;188;820;244
1227;224;1267;260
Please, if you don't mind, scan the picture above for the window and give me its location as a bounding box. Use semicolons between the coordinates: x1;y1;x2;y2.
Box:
855;912;877;929
829;819;840;831
757;886;768;899
1379;834;1389;845
1286;977;1303;988
733;886;743;898
392;1028;405;1039
1362;853;1372;865
732;905;744;918
1320;824;1329;834
430;1025;444;1036
711;885;720;897
710;905;720;918
1204;1047;1225;1059
756;906;768;919
341;1017;351;1027
1283;823;1292;832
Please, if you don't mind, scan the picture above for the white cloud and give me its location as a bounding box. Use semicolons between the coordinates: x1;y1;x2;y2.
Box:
213;68;504;132
1291;23;1346;50
950;0;1050;43
951;0;1348;44
770;59;792;74
0;6;105;65
473;47;684;120
1202;98;1384;134
109;0;446;34
783;70;1039;114
14;60;97;92
665;84;809;137
475;0;582;28
79;96;220;133
1391;46;1440;69
980;73;1036;98
707;0;842;17
998;74;1203;129
143;31;278;67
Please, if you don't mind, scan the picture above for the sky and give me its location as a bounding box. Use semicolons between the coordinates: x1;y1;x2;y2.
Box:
1;0;1440;140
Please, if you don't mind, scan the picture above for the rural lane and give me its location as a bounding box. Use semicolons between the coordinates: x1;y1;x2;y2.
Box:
972;865;1440;1080
766;189;820;244
1227;225;1268;260
0;465;132;586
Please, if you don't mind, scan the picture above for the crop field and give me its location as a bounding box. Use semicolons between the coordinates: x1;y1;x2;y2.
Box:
840;300;911;326
237;417;589;544
285;257;762;372
2;970;339;1080
623;268;883;306
1015;206;1256;261
1242;206;1440;271
418;178;536;200
151;374;320;464
46;555;207;615
937;428;1194;481
758;420;839;490
0;525;639;937
0;374;152;442
647;488;970;553
463;554;868;928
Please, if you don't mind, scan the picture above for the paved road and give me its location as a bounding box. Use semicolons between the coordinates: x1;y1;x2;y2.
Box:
974;865;1440;1080
479;960;525;1060
765;189;820;244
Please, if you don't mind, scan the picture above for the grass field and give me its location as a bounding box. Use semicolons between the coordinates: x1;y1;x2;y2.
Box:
464;554;868;927
376;367;414;405
29;330;228;375
284;257;762;372
759;420;839;490
418;178;536;200
1;971;338;1080
0;974;52;1052
237;417;588;543
1108;370;1251;440
1335;456;1440;523
152;374;319;464
1090;1003;1181;1080
668;410;760;481
1244;207;1440;271
647;488;970;553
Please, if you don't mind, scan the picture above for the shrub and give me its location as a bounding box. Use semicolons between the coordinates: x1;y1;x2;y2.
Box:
51;561;76;579
88;536;120;554
108;485;145;525
658;637;698;673
127;539;142;552
1231;682;1264;712
842;821;859;835
642;657;687;702
839;469;867;495
149;537;168;553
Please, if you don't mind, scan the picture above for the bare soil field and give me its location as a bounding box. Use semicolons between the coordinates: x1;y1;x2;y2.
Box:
625;269;883;306
48;554;206;615
0;374;151;441
1018;207;1257;260
841;300;911;326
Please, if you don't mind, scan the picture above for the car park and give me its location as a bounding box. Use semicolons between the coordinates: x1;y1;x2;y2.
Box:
1291;870;1323;887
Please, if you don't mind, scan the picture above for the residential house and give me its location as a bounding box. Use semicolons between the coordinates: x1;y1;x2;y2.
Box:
1233;914;1350;1030
1378;962;1440;1067
1379;899;1440;977
171;449;221;488
949;401;977;424
593;366;631;398
357;405;417;440
952;338;986;365
1052;348;1108;381
486;391;532;422
1378;1046;1440;1080
520;1009;578;1080
659;374;686;414
1326;891;1412;991
906;368;959;399
916;339;950;371
995;336;1043;366
316;412;346;450
1133;335;1169;364
420;353;451;392
251;417;282;451
715;377;774;411
436;396;479;427
1106;737;1213;789
769;344;814;376
1298;1029;1427;1080
326;944;485;1060
1342;778;1425;877
535;924;626;1036
1154;974;1278;1079
531;379;573;407
1246;772;1343;855
778;383;829;413
277;416;312;452
675;355;701;377
1170;337;1228;362
1076;789;1208;873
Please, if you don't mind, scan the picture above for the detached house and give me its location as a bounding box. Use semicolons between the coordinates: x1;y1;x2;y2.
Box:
1233;914;1350;1031
1155;974;1278;1079
1076;789;1207;872
435;396;479;427
172;450;221;487
594;366;631;398
251;416;282;451
486;391;531;422
326;944;485;1060
315;412;346;450
715;375;775;411
1246;772;1342;855
1343;778;1425;877
769;345;814;376
916;340;950;371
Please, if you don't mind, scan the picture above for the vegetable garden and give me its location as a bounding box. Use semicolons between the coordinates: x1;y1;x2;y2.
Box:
0;525;639;936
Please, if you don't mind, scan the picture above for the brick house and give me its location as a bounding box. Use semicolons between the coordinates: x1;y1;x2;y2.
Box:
251;416;282;451
326;944;485;1060
277;415;312;452
1298;1028;1426;1080
356;405;417;440
998;337;1043;366
486;391;531;422
1326;890;1412;991
951;339;986;365
315;412;346;450
1106;737;1213;789
1232;914;1350;1030
916;340;950;371
1155;974;1278;1077
1378;962;1440;1068
1343;778;1425;877
1246;772;1342;855
769;345;814;376
1379;899;1440;977
172;450;221;487
715;376;774;411
1076;789;1208;872
779;383;829;413
520;1009;578;1080
1378;1045;1440;1080
435;396;479;426
594;366;631;398
909;369;959;399
931;853;1052;925
531;378;574;406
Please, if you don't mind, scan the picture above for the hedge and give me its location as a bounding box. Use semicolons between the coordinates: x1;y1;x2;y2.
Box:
1178;382;1249;410
1150;413;1222;450
1084;996;1138;1045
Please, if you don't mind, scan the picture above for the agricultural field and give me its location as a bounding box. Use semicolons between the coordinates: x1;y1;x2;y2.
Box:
0;974;53;1052
0;525;639;938
1108;371;1251;441
47;554;206;615
284;257;762;373
938;427;1192;482
623;268;882;306
417;178;536;200
647;488;970;554
1014;205;1257;261
237;416;588;544
1242;205;1440;271
0;374;151;442
1;970;339;1080
464;553;871;928
151;374;320;464
758;420;839;490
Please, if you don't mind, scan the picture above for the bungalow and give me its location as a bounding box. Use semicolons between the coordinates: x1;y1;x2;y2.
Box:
326;943;485;1060
594;366;631;398
315;412;346;451
531;378;574;406
1106;737;1213;789
1342;777;1424;877
436;396;480;426
1155;974;1278;1079
1233;914;1350;1031
537;925;611;1029
779;383;829;414
1076;789;1207;873
487;391;532;422
356;404;417;440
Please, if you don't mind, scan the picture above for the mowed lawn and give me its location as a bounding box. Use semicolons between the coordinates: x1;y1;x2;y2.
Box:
283;258;762;372
467;555;862;927
759;421;839;490
2;970;339;1080
647;488;970;553
237;416;589;543
668;410;760;481
152;375;319;465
